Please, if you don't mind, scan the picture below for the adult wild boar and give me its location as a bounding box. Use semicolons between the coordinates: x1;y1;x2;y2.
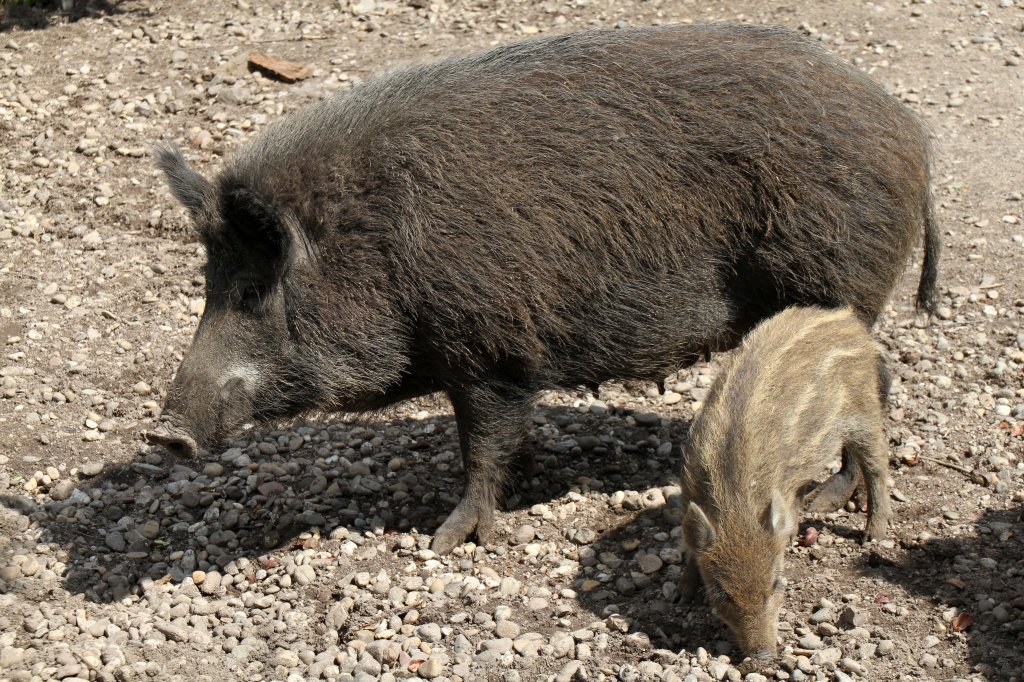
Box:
149;23;938;554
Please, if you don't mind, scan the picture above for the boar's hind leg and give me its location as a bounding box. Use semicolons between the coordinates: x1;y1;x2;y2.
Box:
804;450;863;514
431;384;533;555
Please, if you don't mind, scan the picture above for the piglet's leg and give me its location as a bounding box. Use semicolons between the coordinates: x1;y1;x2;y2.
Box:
804;449;862;513
674;554;703;605
853;429;893;542
431;383;533;555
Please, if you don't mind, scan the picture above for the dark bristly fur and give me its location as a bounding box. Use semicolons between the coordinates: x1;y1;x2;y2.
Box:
150;23;937;554
677;306;893;660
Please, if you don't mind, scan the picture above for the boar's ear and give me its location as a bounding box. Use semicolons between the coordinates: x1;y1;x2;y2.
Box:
683;502;716;553
155;143;214;220
765;490;797;540
219;185;297;269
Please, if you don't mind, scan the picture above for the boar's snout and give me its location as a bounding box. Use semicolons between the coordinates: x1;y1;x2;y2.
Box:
144;418;199;458
737;626;779;663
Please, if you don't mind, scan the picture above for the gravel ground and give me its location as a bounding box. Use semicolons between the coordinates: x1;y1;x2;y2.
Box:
1;0;1023;681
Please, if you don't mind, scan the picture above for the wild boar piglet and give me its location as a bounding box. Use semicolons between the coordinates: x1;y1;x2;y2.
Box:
678;306;893;659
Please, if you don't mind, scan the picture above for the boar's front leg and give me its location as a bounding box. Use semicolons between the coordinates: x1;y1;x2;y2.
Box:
431;383;533;554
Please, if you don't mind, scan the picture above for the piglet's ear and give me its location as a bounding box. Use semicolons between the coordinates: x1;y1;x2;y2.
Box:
765;490;797;540
155;143;214;220
683;502;716;554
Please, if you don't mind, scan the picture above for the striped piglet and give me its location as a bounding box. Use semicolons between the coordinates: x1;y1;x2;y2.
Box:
677;306;893;659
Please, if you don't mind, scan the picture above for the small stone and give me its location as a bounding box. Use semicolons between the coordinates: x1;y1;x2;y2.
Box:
633;411;659;426
203;462;224;477
418;656;443;679
637;554;663;574
812;648;842;666
707;661;730;680
20;557;40;577
840;658;864;675
555;660;582;682
133;381;152;396
513;633;545;657
416;622;443;643
809;607;834;624
105;531;126;552
274;649;300;667
514;524;536;544
355;652;382;677
495;620;520;638
50;479;76;501
549;631;575;658
499;576;521;596
0;647;26;668
82;230;103;249
798;633;822;650
838;606;867;629
155;622;189;643
294;565;316;585
80;461;104;477
140;519;161;539
201;571;222;594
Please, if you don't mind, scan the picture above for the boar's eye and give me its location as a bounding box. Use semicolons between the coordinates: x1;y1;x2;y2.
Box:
239;283;267;312
772;578;785;593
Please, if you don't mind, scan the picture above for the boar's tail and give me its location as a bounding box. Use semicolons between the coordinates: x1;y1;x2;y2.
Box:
915;191;940;315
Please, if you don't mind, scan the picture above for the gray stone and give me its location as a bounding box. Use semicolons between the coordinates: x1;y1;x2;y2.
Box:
416;622;443;643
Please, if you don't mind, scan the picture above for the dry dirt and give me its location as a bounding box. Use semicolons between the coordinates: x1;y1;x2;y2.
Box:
1;1;1023;681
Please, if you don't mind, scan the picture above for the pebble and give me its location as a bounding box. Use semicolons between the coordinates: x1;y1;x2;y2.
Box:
798;633;823;650
637;554;663;573
812;648;842;666
293;564;316;585
514;524;536;544
203;462;224;477
555;660;583;682
418;656;444;679
417;622;443;643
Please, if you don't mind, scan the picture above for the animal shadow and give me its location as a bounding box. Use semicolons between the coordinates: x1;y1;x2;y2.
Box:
860;503;1024;680
1;397;691;604
1;0;128;32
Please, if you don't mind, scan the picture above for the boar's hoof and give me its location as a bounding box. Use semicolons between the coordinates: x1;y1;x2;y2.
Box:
804;469;860;513
863;516;891;544
738;654;773;675
144;427;198;458
431;498;496;555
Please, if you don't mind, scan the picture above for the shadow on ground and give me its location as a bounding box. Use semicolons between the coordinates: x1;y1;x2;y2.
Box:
871;504;1024;680
578;497;1024;676
0;398;691;605
575;502;737;659
1;0;129;32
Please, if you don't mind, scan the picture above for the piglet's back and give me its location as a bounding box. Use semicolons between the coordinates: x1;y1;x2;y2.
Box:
682;306;883;505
